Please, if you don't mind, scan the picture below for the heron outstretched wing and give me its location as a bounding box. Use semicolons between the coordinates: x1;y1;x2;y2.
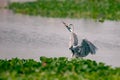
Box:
76;39;97;57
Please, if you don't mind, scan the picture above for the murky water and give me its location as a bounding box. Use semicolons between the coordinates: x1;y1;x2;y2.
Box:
0;1;120;67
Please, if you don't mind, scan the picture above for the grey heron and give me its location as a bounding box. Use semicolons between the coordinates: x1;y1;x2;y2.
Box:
63;22;97;58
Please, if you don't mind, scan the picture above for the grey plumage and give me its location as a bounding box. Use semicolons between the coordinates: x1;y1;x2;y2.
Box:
63;22;97;58
70;39;97;57
71;32;78;46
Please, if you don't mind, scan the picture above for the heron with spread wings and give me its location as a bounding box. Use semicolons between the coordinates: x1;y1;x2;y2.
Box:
63;22;97;58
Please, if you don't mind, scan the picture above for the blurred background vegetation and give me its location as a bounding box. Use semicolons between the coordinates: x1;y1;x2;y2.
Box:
8;0;120;21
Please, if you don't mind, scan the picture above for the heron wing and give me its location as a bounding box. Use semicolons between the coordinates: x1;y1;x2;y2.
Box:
86;39;97;54
75;39;97;57
81;39;97;54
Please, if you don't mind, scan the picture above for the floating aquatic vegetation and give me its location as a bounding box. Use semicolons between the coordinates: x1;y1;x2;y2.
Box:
0;57;120;80
8;0;120;21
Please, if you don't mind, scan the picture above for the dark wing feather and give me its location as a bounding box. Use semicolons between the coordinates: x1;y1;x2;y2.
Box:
82;39;97;54
74;39;97;57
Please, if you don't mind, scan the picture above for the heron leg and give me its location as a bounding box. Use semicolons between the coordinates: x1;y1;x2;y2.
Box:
72;54;74;58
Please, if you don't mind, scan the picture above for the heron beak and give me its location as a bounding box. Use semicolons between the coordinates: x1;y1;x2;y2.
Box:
62;22;71;32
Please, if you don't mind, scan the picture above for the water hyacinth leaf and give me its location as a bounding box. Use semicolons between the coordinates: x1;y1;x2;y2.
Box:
0;57;120;80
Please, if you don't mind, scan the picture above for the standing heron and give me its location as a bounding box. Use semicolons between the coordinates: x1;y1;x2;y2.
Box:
63;22;97;58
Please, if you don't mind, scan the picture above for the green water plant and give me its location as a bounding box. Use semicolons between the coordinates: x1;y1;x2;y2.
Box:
0;57;120;80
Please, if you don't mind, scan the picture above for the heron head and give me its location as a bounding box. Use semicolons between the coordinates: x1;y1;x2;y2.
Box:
62;22;74;32
69;24;74;32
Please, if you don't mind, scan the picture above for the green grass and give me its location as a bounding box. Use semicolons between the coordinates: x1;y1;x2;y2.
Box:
0;57;120;80
8;0;120;21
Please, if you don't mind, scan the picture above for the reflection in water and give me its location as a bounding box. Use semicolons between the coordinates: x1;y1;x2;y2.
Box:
0;8;120;67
